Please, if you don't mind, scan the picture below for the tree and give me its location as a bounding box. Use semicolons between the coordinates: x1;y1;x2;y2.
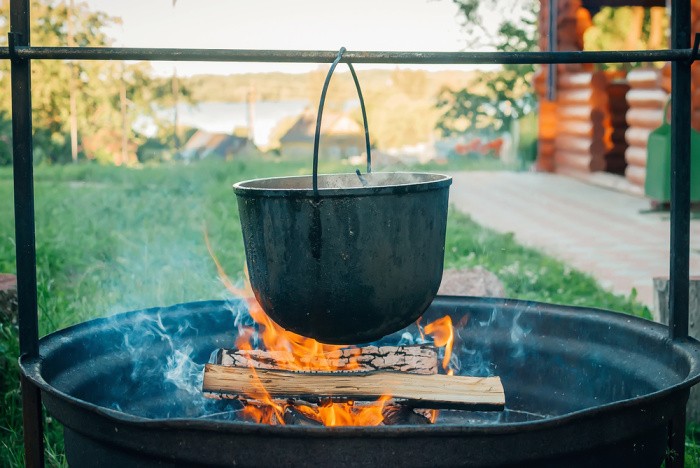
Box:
0;0;194;165
436;0;539;135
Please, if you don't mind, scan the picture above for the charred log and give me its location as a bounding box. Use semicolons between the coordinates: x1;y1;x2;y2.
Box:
215;345;438;375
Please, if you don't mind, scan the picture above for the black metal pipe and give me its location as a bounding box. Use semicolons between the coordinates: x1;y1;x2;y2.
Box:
669;0;692;343
546;0;558;101
0;45;696;64
666;0;691;466
9;0;43;466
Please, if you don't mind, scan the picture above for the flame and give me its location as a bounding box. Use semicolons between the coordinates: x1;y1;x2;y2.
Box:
204;230;455;426
424;315;455;372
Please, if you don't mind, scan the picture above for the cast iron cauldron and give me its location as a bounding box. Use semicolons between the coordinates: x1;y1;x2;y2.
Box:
235;172;451;344
234;48;452;343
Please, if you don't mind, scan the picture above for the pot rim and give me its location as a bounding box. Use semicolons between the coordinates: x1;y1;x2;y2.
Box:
233;172;452;198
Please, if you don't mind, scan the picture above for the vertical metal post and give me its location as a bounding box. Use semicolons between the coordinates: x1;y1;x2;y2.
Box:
668;0;691;342
666;0;691;466
9;0;44;466
546;0;558;101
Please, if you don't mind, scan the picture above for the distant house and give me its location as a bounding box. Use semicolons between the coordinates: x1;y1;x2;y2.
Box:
180;130;255;161
279;109;365;160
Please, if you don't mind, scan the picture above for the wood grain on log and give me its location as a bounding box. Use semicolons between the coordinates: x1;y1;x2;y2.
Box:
216;345;438;375
203;365;505;409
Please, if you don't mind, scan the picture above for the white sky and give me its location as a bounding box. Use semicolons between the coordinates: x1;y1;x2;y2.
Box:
86;0;501;76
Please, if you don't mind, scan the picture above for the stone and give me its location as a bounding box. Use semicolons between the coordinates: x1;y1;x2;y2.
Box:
438;267;505;297
0;274;18;325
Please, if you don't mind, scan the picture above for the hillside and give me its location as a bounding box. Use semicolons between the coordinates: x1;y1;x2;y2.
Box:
182;69;478;103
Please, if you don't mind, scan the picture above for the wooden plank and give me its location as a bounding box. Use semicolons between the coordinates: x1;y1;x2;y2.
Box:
625;127;653;147
555;151;592;172
627;69;663;89
625;164;646;186
558;89;593;105
216;345;438;375
559;72;593;89
625;145;648;167
202;365;505;409
626;89;668;109
626;108;664;129
558;105;593;121
557;120;593;138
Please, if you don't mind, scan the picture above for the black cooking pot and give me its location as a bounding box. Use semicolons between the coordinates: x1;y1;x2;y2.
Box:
233;48;451;343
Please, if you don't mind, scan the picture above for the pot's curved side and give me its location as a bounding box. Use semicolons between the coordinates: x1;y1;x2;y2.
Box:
236;177;451;344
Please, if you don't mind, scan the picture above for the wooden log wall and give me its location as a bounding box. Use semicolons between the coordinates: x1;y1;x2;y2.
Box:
622;1;700;188
553;71;626;174
624;69;667;187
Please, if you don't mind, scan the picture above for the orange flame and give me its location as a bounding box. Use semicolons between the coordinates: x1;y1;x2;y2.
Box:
204;230;455;426
424;315;454;372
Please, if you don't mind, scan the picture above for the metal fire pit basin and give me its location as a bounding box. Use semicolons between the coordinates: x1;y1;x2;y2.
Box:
20;297;700;467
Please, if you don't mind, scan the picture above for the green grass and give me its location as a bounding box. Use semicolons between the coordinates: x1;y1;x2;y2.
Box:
0;157;691;466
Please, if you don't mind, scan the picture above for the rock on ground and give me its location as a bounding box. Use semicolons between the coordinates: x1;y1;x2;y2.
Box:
0;274;18;324
437;267;505;297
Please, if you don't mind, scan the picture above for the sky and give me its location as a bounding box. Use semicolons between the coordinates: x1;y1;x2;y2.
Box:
86;0;502;76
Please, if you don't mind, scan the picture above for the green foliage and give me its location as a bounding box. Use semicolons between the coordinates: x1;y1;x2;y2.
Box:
584;7;669;71
0;1;192;166
436;0;538;135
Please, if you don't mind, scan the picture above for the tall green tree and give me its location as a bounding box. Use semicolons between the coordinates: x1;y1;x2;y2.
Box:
0;0;191;165
436;0;539;135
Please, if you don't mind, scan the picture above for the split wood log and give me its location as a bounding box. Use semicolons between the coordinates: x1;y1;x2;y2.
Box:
202;365;505;410
215;345;438;375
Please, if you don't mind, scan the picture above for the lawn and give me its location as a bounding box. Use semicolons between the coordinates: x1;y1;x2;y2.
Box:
1;158;696;466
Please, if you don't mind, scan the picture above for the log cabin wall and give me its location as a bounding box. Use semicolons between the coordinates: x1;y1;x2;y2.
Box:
623;1;699;189
535;0;623;175
624;68;668;186
535;0;699;186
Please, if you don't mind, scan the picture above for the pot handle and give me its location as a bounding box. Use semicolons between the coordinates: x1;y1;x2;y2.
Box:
313;47;372;195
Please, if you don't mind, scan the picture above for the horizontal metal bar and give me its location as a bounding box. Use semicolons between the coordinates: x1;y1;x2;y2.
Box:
0;46;695;64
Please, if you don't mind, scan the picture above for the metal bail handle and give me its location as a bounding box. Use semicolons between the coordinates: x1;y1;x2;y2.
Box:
312;47;372;195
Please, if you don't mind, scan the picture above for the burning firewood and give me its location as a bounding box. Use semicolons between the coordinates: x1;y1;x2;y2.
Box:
382;405;432;425
202;365;505;410
214;345;439;375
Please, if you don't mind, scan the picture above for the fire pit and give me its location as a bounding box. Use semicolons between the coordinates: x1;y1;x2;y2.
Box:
20;296;700;467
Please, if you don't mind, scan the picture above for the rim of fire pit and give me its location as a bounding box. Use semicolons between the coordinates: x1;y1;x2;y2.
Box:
233;172;452;198
19;296;700;437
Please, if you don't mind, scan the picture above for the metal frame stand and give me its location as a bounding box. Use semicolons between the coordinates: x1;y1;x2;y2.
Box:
2;0;696;466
